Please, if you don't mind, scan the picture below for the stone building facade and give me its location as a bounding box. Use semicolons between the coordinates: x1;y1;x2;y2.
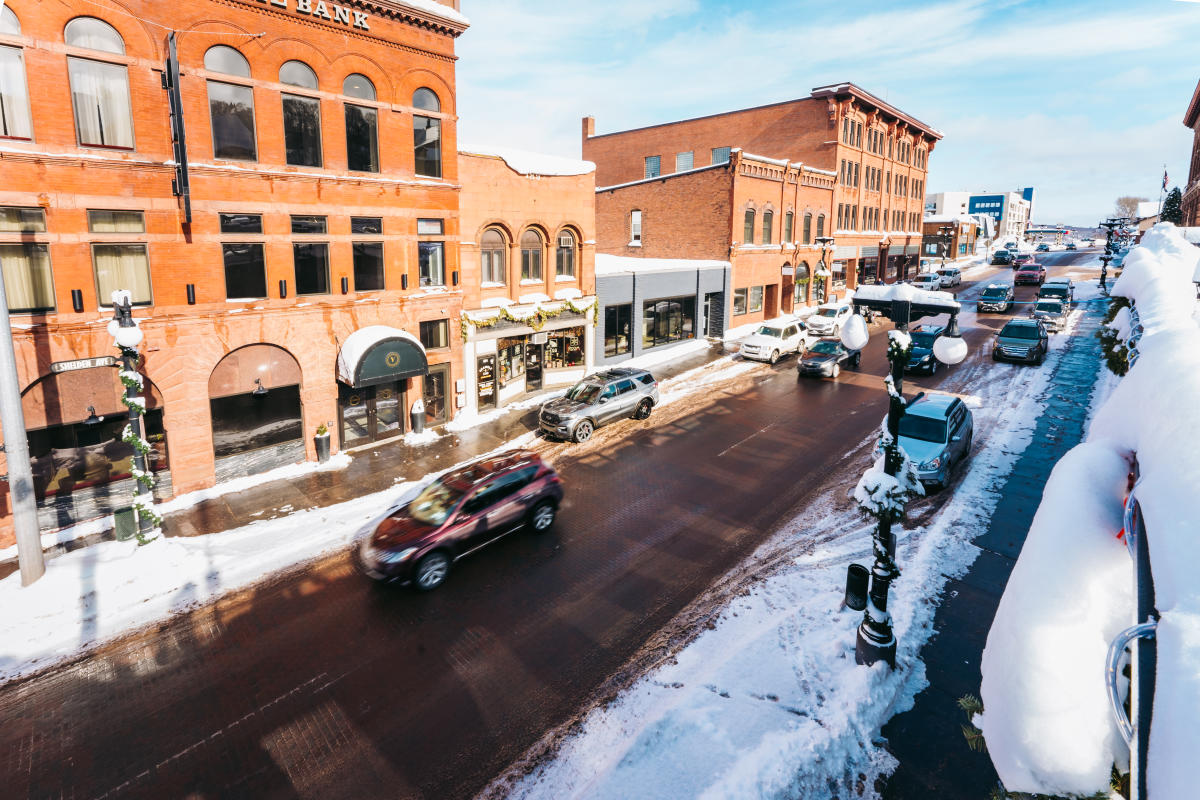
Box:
1183;78;1200;227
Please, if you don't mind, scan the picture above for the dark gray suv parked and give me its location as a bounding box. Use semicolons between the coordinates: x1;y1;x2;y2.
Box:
539;367;660;443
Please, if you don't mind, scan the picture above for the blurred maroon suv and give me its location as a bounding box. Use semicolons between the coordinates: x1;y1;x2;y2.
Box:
354;450;563;590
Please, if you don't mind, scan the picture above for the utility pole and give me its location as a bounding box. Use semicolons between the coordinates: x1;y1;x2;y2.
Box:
0;272;46;585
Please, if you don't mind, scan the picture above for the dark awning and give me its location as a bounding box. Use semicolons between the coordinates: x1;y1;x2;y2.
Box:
337;326;427;388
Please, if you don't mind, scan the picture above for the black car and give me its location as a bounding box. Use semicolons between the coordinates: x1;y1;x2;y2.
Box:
991;250;1013;265
798;338;860;378
992;319;1049;365
978;283;1015;312
1037;283;1073;305
905;325;946;375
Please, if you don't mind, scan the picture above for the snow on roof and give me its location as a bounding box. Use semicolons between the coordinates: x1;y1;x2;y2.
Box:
595;253;730;276
923;214;980;225
458;144;594;176
595;162;727;193
852;282;960;308
336;325;425;385
734;149;790;167
1135;200;1162;220
977;223;1200;798
394;0;469;26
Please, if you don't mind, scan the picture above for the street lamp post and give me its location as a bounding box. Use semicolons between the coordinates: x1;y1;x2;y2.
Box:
840;288;966;667
938;224;954;269
815;235;835;304
107;292;158;542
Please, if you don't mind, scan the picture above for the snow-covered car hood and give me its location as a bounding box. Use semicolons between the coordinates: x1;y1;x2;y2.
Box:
806;317;836;330
898;437;945;466
541;397;589;416
742;332;786;348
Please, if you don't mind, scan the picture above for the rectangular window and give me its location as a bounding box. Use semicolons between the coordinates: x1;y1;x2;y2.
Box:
93;243;151;305
88;210;144;233
748;286;763;313
0;206;46;232
733;288;748;315
211;387;301;459
497;336;525;387
1;46;33;140
644;155;661;178
854;163;860;187
604;304;632;357
208;80;256;160
290;215;326;234
351;216;382;235
222;243;267;299
743;210;755;244
784;212;794;243
521;242;542;281
711;147;730;165
642;296;695;349
481;247;505;284
68;57;133;148
631;210;642;244
419;319;450;350
417;218;444;235
414;115;441;178
0;243;55;313
556;234;575;277
418;241;444;286
545;326;585;368
293;242;329;295
802;214;812;244
831;261;846;286
219;213;262;234
345;104;379;172
675;151;693;172
282;94;322;167
352;241;384;291
761;211;773;245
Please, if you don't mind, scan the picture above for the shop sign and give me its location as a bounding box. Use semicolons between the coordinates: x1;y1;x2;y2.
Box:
781;266;794;276
51;356;116;373
255;0;370;30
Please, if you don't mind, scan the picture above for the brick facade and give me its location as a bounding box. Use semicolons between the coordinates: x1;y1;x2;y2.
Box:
0;0;517;545
584;84;941;307
1183;78;1200;227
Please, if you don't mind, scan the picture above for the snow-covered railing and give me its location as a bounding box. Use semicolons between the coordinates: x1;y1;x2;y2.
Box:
977;223;1200;799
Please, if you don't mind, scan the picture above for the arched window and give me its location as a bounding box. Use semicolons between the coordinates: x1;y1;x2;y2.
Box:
413;88;441;178
204;45;250;77
1;8;32;140
816;214;825;238
761;209;773;245
343;74;378;172
803;213;812;244
205;47;255;161
413;87;440;112
556;230;576;278
784;211;794;243
65;17;133;148
279;61;321;166
520;230;543;281
743;209;755;244
343;74;375;100
481;229;506;284
794;261;810;303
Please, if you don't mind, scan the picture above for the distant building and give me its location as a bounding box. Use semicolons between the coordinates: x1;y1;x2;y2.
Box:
921;215;987;262
925;189;1033;241
1134;200;1163;234
1182;77;1200;226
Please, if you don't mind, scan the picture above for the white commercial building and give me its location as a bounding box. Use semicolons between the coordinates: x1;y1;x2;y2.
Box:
926;188;1034;243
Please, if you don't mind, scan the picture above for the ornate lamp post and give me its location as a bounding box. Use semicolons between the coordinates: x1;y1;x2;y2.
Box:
814;235;835;304
107;291;160;543
840;287;966;667
938;224;954;269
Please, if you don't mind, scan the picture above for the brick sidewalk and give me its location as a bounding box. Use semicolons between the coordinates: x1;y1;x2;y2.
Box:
881;303;1108;797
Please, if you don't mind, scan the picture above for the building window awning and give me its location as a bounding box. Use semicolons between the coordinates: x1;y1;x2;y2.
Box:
337;326;427;388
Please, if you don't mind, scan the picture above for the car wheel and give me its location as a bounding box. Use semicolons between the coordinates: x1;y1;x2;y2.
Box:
831;324;840;338
573;420;594;443
1035;348;1045;366
768;349;780;365
831;363;841;378
414;551;450;591
853;353;862;368
930;359;938;375
633;398;652;420
528;500;556;532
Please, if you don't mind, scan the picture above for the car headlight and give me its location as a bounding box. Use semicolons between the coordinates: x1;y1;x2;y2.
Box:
920;457;942;470
379;547;418;564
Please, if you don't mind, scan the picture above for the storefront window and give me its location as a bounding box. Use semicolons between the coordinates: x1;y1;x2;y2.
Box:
604;304;632;356
28;410;167;501
733;288;747;315
748;286;763;313
545;326;584;368
858;257;878;286
210;386;302;458
497;336;525;387
642;296;695;349
831;261;847;286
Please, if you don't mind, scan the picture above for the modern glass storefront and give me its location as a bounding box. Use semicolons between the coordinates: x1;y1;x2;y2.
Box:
642;296;696;349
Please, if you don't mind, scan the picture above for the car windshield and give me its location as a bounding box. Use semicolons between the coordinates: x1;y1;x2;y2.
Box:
816;308;839;318
982;287;1009;298
899;414;947;443
1040;287;1067;297
409;478;467;525
1035;302;1062;313
756;326;783;337
565;382;602;403
910;332;939;348
809;341;841;355
1001;323;1040;340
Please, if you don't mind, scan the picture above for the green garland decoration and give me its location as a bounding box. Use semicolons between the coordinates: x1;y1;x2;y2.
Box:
116;345;162;539
460;297;596;341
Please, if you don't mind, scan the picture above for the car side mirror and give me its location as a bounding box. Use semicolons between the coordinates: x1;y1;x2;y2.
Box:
598;396;609;404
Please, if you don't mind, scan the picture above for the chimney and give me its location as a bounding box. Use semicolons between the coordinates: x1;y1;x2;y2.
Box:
582;116;595;140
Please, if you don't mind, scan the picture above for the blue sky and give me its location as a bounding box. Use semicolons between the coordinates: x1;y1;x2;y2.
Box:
455;0;1200;227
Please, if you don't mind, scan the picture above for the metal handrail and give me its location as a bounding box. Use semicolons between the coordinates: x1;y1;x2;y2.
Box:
1123;487;1139;560
1106;620;1158;746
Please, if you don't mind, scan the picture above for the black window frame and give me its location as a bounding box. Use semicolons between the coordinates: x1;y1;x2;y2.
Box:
344;103;379;173
604;303;632;357
419;318;450;350
282;93;322;168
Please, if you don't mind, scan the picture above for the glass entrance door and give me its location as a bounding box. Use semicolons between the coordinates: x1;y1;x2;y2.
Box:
525;343;543;391
339;380;406;448
477;355;496;411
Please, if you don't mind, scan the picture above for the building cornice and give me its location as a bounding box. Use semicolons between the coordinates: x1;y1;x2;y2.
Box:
810;82;943;142
1184;78;1200;128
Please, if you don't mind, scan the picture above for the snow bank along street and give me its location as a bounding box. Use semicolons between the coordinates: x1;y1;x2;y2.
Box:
978;224;1200;799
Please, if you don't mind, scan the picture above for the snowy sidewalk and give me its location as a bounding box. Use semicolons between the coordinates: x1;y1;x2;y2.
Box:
880;301;1109;798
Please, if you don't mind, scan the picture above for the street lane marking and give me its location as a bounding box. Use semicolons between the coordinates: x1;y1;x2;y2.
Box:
718;422;777;457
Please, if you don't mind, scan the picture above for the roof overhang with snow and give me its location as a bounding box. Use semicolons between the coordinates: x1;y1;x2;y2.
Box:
337;326;427;388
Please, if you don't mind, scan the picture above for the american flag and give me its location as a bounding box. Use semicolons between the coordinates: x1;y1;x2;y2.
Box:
1162;168;1169;191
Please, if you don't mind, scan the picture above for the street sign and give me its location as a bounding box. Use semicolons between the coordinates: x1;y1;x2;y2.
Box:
50;356;116;373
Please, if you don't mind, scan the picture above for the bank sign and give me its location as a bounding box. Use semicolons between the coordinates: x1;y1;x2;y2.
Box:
255;0;371;30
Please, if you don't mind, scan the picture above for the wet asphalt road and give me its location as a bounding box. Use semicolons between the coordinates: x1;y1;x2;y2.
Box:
0;251;1101;800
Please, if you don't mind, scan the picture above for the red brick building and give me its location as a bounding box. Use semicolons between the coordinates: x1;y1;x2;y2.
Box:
584;83;941;326
1183;77;1200;227
0;0;592;545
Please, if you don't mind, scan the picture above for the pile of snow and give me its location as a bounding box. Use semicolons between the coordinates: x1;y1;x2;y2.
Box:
977;223;1200;798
